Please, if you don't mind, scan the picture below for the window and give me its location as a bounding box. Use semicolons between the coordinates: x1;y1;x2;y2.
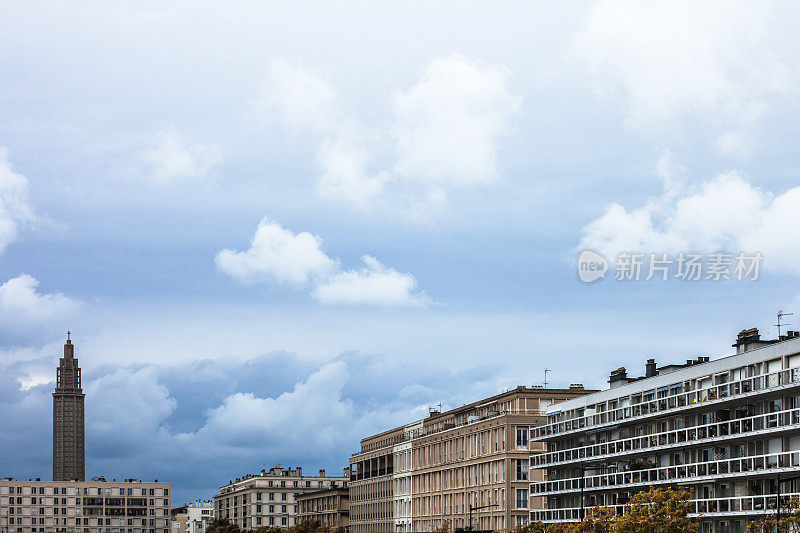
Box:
515;489;528;509
515;427;529;450
281;506;287;513
269;493;274;501
269;506;274;513
281;494;287;501
516;459;529;481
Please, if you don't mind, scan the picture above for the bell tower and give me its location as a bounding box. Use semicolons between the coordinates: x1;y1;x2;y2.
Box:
53;332;85;481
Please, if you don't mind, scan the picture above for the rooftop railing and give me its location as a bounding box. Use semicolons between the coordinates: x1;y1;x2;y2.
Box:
535;366;800;440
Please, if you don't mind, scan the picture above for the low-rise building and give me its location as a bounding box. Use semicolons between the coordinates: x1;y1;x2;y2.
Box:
531;328;800;533
0;478;171;533
296;485;348;528
170;501;212;533
213;467;349;530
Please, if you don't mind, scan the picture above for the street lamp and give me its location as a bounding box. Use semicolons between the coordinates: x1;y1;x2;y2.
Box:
468;503;498;531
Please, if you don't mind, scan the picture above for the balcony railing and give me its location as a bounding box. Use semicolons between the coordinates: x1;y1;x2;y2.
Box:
533;407;800;468
534;367;800;440
533;450;800;496
530;491;800;523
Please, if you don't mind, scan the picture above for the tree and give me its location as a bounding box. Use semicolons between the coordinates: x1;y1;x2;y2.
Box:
612;487;698;533
746;496;800;533
206;518;242;533
520;486;698;533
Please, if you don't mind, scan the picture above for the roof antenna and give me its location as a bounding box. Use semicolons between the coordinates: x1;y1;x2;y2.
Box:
777;310;793;338
544;368;551;389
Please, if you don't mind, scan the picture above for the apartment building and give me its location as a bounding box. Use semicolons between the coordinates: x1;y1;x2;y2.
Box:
213;467;349;530
0;479;171;533
295;486;349;528
349;386;594;533
531;328;800;533
170;501;212;533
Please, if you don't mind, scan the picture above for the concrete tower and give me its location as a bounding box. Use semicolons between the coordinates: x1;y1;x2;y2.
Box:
53;332;85;481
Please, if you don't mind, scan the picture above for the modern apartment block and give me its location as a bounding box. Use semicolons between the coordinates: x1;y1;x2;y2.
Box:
295;486;349;528
0;479;171;533
531;328;800;533
53;334;85;482
349;386;594;533
213;467;349;530
170;500;213;533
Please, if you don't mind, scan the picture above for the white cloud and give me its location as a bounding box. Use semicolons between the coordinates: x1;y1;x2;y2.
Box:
198;362;353;448
316;139;388;207
0;147;35;254
215;218;336;285
579;153;800;274
256;58;337;133
392;56;520;187
0;275;81;348
140;129;221;183
313;255;428;307
0;274;80;322
259;56;520;215
574;1;790;155
217;219;428;306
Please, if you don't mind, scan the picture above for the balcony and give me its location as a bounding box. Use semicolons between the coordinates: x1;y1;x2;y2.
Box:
533;407;800;468
533;449;800;496
531;491;800;523
534;367;800;440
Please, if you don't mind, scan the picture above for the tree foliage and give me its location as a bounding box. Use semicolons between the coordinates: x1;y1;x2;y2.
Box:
205;518;346;533
746;496;800;533
513;487;698;533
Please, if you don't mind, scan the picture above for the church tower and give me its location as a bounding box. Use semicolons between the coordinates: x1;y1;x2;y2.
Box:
53;332;85;481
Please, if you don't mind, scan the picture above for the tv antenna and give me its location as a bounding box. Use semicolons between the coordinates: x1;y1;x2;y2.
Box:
544;368;551;389
776;310;793;337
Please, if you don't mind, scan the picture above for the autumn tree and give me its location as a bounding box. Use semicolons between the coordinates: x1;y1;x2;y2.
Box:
607;487;697;533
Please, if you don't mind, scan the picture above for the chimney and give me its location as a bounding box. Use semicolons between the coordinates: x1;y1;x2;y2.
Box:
733;328;764;354
319;469;325;477
645;359;657;378
609;367;628;388
569;384;584;390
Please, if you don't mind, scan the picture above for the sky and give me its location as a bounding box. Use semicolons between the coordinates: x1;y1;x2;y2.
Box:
2;0;800;505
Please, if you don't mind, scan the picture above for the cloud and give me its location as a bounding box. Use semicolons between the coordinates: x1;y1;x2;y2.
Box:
393;56;520;187
0;274;81;347
0;344;509;503
313;255;428;307
259;56;520;216
0;147;35;254
579;152;800;274
316;139;388;207
217;219;428;306
256;59;337;133
215;218;336;285
574;1;790;155
140;129;221;183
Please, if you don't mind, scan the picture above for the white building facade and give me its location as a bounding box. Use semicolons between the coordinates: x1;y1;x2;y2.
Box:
531;329;800;533
392;422;419;533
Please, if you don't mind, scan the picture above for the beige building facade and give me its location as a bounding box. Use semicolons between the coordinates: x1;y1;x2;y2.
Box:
0;479;171;533
213;467;349;530
295;487;348;528
349;386;594;533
